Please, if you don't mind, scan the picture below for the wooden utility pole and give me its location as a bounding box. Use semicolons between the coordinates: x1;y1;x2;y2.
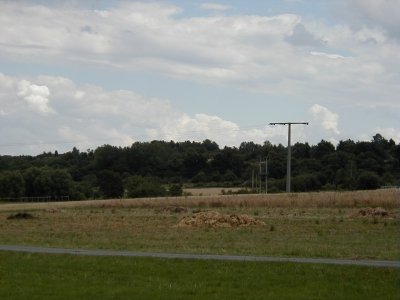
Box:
269;122;309;193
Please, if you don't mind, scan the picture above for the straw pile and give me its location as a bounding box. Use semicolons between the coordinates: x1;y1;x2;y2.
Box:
177;211;265;228
358;207;388;217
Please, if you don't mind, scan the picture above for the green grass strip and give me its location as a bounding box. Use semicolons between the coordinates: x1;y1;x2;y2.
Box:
0;251;399;299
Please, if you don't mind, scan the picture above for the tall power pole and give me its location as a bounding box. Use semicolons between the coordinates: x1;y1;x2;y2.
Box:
269;122;309;193
265;156;268;194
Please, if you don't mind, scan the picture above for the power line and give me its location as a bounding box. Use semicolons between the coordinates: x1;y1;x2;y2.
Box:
269;122;309;193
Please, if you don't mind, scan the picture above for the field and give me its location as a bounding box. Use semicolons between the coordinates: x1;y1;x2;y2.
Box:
1;252;399;300
0;189;399;299
0;189;399;259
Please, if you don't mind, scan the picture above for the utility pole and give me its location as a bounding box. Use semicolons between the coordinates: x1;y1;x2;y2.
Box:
269;122;309;193
255;158;268;194
259;158;262;193
265;157;268;194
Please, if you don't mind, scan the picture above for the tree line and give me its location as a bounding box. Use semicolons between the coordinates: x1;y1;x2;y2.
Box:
0;134;399;200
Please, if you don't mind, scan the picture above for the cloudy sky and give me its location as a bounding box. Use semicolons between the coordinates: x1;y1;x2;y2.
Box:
0;0;399;155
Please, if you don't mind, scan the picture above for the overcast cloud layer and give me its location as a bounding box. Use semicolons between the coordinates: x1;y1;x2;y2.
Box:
0;0;399;155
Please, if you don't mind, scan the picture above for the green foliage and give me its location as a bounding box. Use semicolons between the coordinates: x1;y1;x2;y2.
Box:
168;184;183;196
191;171;207;183
23;167;73;198
48;169;73;197
182;151;207;178
312;140;335;159
94;145;123;171
6;167;74;200
292;173;322;192
0;134;398;199
0;171;25;198
124;175;166;198
357;171;380;190
98;170;124;198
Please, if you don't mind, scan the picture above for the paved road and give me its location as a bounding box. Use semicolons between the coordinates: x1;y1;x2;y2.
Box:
0;245;399;268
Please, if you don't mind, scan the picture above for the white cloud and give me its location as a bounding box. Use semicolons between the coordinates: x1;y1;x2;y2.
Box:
200;3;232;12
310;104;340;134
343;0;400;39
147;113;310;147
17;80;53;114
310;51;346;59
0;73;174;153
0;2;398;111
148;113;239;144
0;73;312;154
1;72;397;155
0;2;399;154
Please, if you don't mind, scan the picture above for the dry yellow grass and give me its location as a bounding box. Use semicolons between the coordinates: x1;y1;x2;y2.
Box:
184;187;242;196
0;189;398;212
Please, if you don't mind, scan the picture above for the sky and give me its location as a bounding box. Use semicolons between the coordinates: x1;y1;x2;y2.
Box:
0;0;399;155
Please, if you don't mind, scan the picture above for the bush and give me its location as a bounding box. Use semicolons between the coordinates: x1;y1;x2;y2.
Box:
169;184;183;196
124;175;166;198
357;171;380;190
292;173;322;192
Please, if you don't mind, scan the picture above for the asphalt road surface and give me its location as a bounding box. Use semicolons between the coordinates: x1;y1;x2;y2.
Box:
1;245;399;268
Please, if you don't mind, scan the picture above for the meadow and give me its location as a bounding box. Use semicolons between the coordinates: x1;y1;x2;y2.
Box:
0;251;399;300
0;189;399;299
0;189;399;259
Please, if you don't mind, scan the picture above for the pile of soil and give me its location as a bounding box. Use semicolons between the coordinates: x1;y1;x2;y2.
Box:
177;211;265;228
358;207;388;217
7;212;35;220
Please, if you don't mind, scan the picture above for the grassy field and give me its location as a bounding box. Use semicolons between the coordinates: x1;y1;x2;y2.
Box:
1;190;399;299
0;251;399;300
0;190;399;260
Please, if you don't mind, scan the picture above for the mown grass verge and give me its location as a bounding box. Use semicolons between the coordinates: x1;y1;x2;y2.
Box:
0;251;399;300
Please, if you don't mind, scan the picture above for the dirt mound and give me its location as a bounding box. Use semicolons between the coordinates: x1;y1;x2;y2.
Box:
358;207;388;217
7;212;35;220
177;211;265;228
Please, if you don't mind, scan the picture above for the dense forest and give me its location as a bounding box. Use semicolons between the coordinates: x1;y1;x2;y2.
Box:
0;133;399;200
